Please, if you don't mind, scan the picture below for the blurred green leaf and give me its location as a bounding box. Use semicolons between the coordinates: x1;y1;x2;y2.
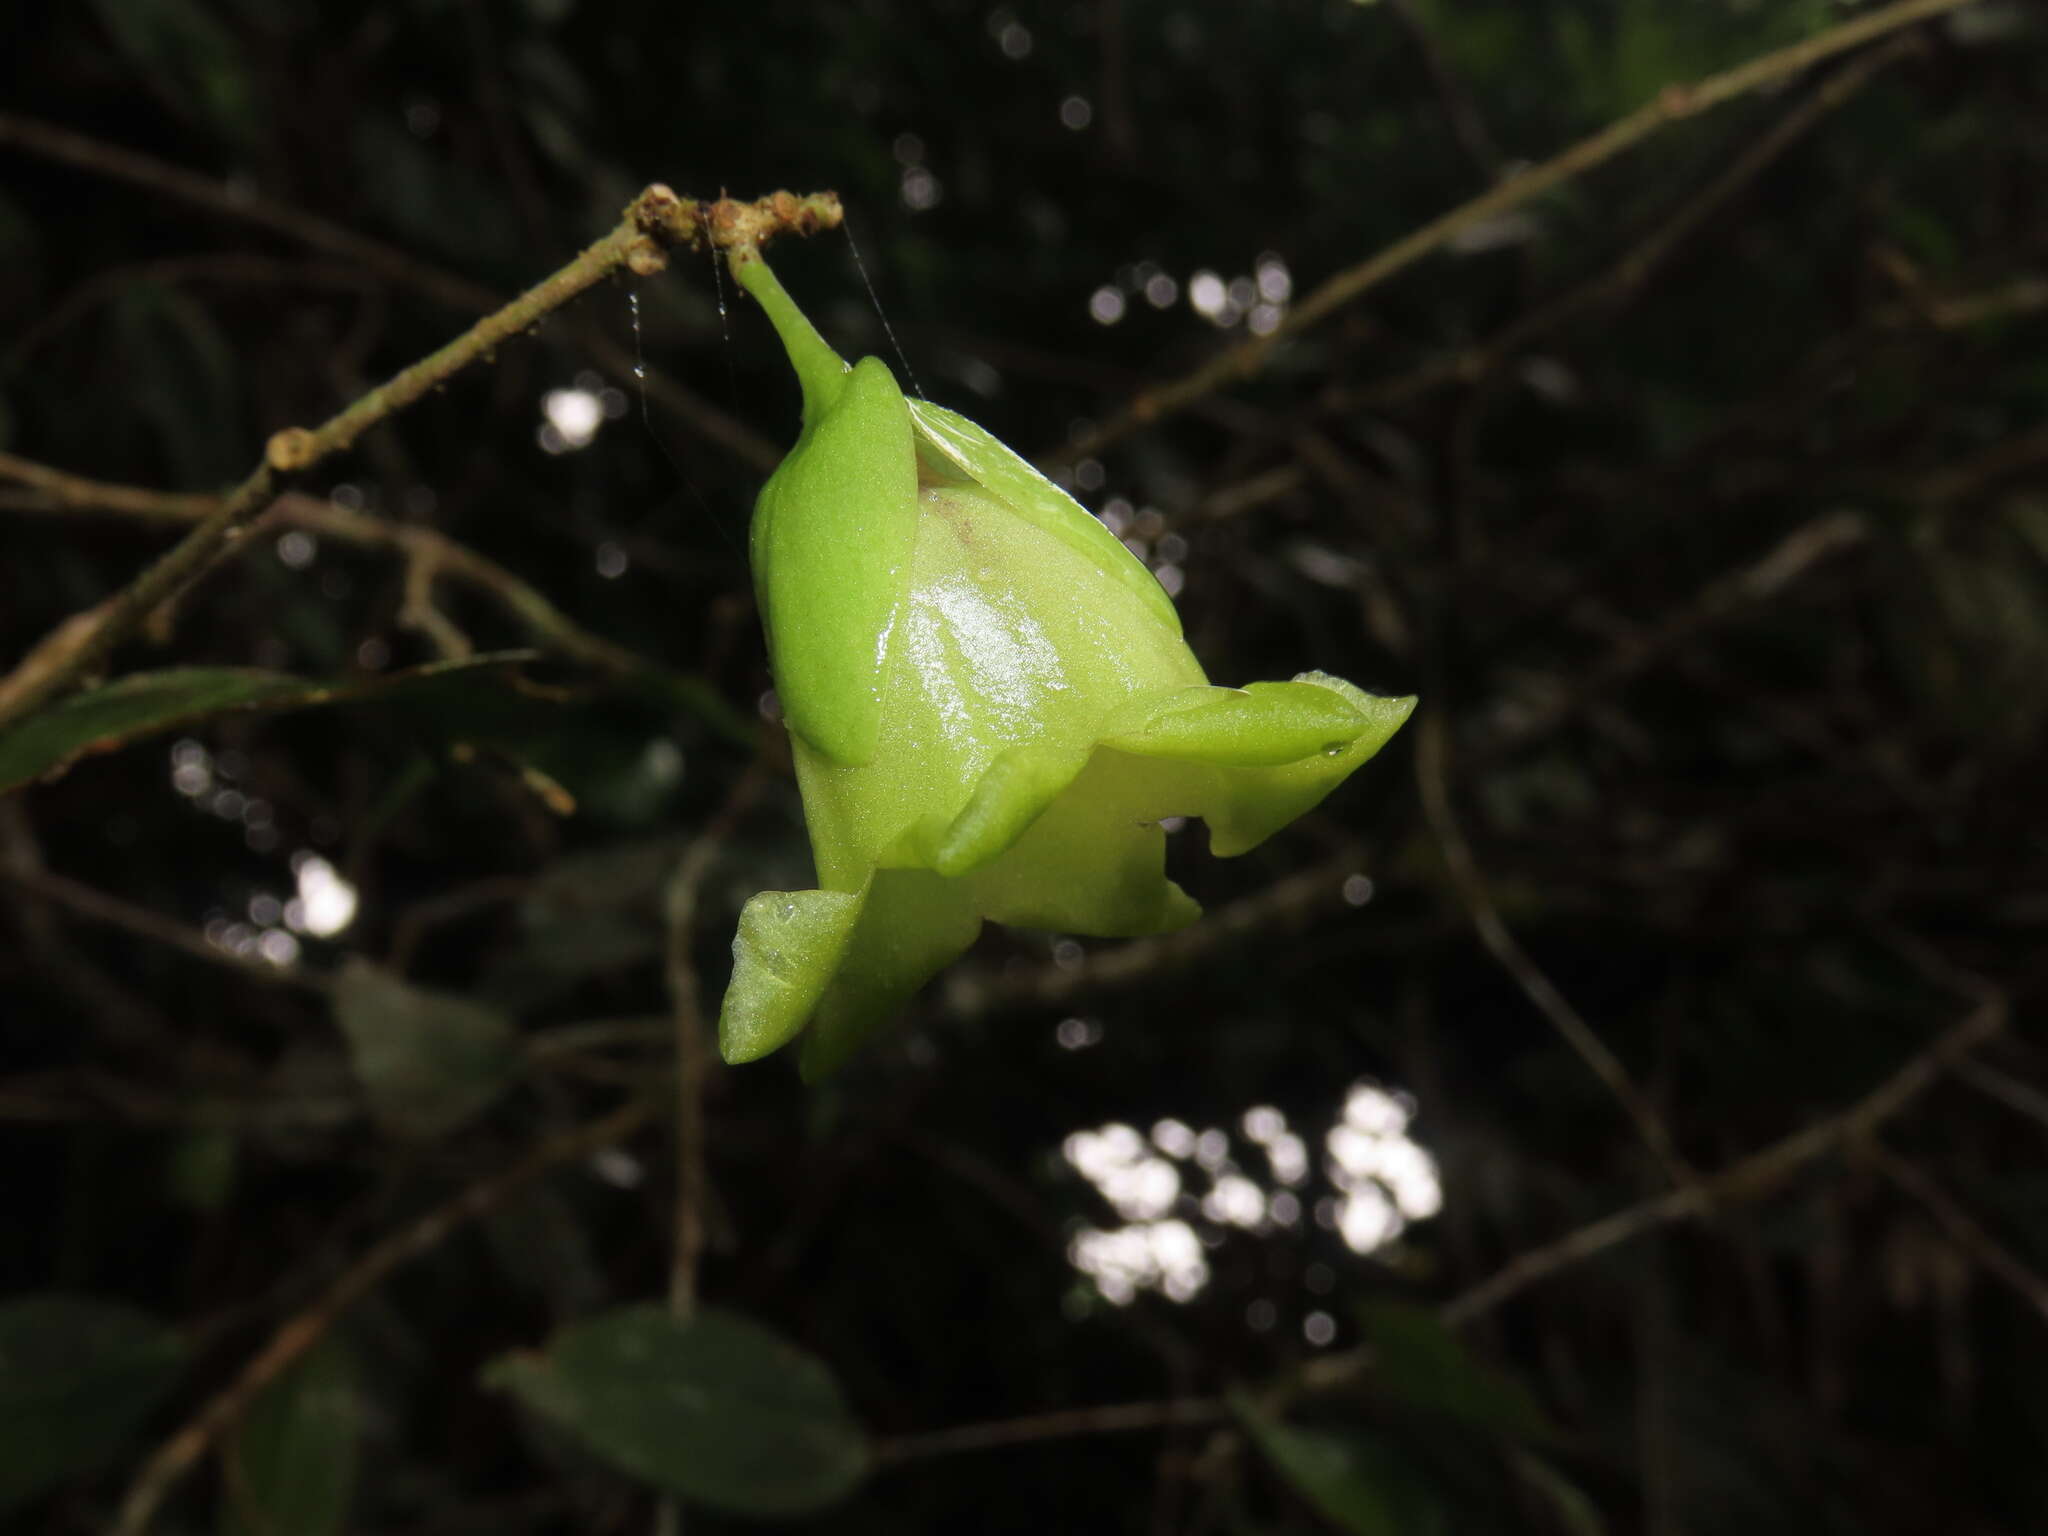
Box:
111;281;245;487
219;1335;358;1536
381;673;714;825
1356;1298;1552;1439
477;839;685;1008
484;1305;869;1517
483;1179;610;1317
1555;0;1833;120
1234;1396;1445;1536
512;40;596;172
350;117;518;271
623;669;757;750
1884;200;1963;276
0;651;542;793
0;669;304;791
88;0;261;146
0;1295;185;1514
330;959;519;1139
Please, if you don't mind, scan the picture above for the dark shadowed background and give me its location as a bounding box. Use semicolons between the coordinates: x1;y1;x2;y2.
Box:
3;1;2046;1532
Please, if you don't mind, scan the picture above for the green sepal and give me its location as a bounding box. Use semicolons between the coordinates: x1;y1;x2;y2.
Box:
799;872;983;1081
749;353;919;766
964;750;1204;936
719;889;865;1064
928;742;1092;876
1101;680;1376;766
907;398;1184;638
1188;675;1416;858
1292;671;1418;751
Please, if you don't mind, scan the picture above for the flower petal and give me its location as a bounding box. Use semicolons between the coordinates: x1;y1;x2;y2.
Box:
791;476;1206;883
966;751;1202;936
926;742;1091;876
799;871;983;1080
907;398;1183;638
719;889;866;1064
1179;676;1416;857
752;354;920;767
1100;679;1377;766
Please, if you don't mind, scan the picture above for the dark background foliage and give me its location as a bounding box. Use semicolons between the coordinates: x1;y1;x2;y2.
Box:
3;1;2046;1532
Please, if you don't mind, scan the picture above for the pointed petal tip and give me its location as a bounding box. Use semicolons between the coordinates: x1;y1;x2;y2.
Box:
717;887;865;1066
1100;677;1414;768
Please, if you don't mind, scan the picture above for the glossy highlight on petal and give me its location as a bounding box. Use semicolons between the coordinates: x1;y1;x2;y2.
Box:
719;257;1415;1073
906;397;1184;637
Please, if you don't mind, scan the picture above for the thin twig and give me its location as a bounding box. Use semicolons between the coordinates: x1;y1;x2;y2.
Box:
1057;0;1973;465
0;800;178;1047
111;1092;661;1536
1383;0;1503;181
396;537;475;660
1;461;754;746
1;253;374;374
662;747;774;1314
1440;994;2003;1325
0;451;218;520
1868;1141;2048;1327
0;471;686;687
1911;416;2048;505
1476;509;1868;762
1416;709;1697;1191
1916;274;2048;330
1351;35;1914;411
0;1073;357;1131
387;874;532;974
0;111;498;314
654;755;771;1536
1952;1058;2048;1138
311;493;745;731
0;186;836;732
1193;462;1307;523
0;111;781;471
0;865;330;993
875;1396;1233;1465
520;1017;672;1065
942;845;1421;1020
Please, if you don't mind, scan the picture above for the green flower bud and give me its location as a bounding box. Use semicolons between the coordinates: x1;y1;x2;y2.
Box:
720;255;1415;1077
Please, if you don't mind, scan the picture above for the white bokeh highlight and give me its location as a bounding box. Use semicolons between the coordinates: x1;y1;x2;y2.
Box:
1062;1079;1441;1309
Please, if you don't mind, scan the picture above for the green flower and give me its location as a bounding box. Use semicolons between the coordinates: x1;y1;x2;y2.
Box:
718;254;1414;1077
